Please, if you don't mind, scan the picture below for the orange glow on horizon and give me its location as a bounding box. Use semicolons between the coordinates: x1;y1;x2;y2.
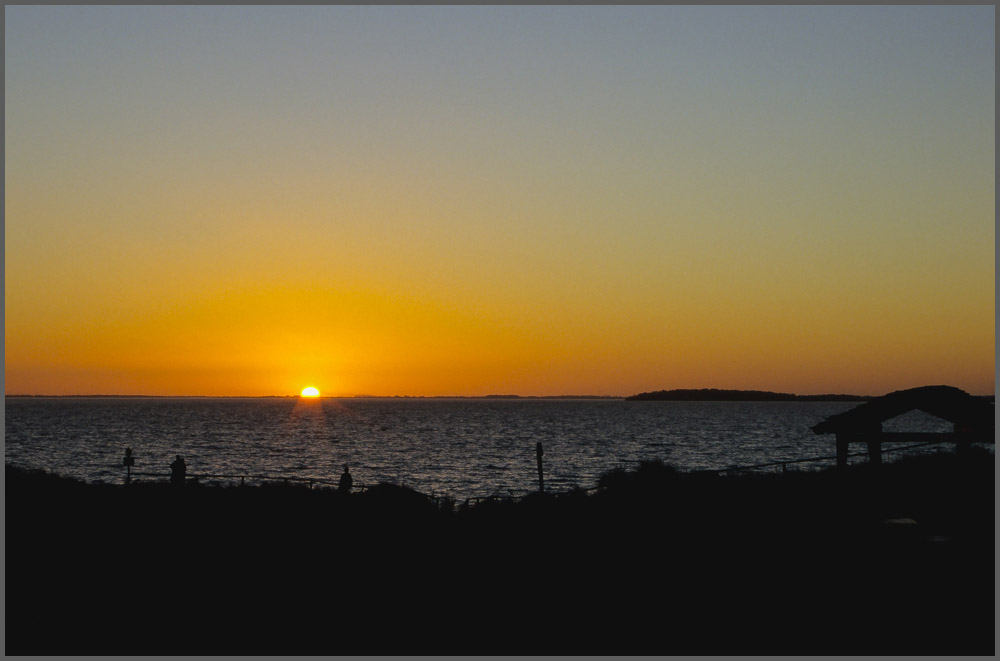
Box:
3;7;993;399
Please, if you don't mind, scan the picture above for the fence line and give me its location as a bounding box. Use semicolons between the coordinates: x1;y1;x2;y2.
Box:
610;439;973;476
718;440;957;475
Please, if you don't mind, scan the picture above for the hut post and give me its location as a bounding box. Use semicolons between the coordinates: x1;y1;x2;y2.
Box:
954;423;971;458
836;434;849;468
865;424;883;466
866;438;882;466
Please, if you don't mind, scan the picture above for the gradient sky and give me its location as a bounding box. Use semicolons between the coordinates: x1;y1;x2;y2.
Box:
5;5;995;397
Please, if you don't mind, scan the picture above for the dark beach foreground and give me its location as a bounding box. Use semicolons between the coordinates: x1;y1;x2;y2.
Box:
5;450;994;655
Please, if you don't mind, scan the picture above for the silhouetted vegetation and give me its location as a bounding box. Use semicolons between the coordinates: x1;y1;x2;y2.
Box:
6;449;993;655
626;388;870;401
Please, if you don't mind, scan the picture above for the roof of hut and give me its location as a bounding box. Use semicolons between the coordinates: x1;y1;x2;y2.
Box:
811;385;994;435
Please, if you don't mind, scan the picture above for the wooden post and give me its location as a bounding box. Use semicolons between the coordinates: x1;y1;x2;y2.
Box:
836;435;849;468
123;448;135;485
536;442;544;493
954;424;971;459
866;437;882;466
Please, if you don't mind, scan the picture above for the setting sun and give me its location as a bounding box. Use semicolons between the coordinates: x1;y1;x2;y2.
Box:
300;387;320;397
3;6;993;400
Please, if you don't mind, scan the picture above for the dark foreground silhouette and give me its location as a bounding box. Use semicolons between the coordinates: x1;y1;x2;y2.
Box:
6;451;993;655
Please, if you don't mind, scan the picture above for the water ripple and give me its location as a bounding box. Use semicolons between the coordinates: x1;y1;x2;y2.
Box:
4;398;971;499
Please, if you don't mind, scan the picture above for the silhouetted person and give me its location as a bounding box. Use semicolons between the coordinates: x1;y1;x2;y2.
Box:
339;464;353;494
170;455;187;488
123;447;135;485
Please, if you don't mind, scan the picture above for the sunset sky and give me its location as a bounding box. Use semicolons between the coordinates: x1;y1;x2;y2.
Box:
5;5;994;397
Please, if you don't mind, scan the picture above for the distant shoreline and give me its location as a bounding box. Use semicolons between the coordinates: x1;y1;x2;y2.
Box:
627;389;997;402
626;388;872;402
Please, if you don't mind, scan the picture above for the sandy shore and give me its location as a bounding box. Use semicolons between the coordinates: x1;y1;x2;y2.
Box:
6;450;994;655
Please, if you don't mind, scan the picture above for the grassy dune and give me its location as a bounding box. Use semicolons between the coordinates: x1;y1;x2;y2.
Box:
6;450;993;655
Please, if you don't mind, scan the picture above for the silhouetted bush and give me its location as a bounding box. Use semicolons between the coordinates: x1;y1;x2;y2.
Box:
5;452;994;656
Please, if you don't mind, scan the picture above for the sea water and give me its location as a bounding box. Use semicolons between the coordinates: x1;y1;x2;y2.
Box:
4;397;958;499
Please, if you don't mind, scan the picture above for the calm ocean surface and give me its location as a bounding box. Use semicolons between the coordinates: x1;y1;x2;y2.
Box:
4;397;957;499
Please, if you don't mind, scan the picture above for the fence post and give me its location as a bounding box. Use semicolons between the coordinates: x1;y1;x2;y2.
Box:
123;448;134;485
536;442;544;493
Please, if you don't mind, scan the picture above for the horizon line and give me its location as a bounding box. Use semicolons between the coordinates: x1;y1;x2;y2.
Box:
3;393;625;399
7;387;993;399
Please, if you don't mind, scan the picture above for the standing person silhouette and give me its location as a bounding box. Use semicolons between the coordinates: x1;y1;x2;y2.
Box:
170;455;187;488
338;464;353;494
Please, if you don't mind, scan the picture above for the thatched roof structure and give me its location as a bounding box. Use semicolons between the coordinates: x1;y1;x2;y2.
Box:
811;385;993;436
812;385;993;467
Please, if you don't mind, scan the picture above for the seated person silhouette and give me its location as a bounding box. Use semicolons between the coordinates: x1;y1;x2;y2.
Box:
170;455;187;487
339;464;353;494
